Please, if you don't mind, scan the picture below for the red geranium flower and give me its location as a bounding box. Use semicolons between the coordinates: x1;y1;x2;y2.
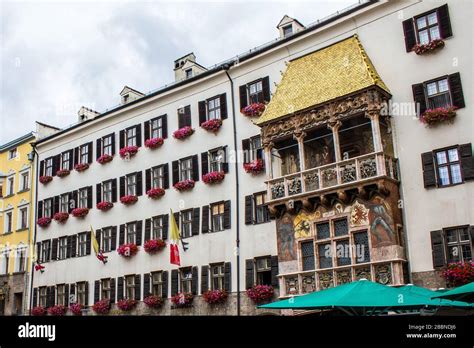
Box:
97;201;114;211
145;137;164;149
71;207;89;218
443;261;474;287
120;195;138;205
173;179;195;192
53;212;69;223
37;217;52;228
243;159;264;175
74;163;90;172
119;146;139;159
241;102;266;117
48;304;67;316
202;171;225;184
39;176;53;184
173;126;194;140
117;298;138;311
56;169;70;178
97;154;114;164
32;306;47;316
171;292;194;307
143;295;164;308
413;39;445;55
146;188;165;199
246;285;274;303
117;243;139;257
69;303;83;316
203;289;228;304
420;106;457;127
92;299;111;314
144;239;166;254
200;119;222;133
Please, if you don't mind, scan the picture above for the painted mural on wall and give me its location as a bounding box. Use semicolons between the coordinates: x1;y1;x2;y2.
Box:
276;213;297;261
366;197;396;248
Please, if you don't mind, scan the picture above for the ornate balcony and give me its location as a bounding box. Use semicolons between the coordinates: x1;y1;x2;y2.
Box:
266;151;398;203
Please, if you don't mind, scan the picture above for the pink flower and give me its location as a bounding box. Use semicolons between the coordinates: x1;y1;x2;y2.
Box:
32;306;46;316
120;195;138;205
173;126;194;140
203;289;228;304
146;188;166;199
173;179;195;191
39;176;53;184
92;299;111;314
117;298;138;311
246;285;274;303
47;304;67;316
37;217;52;228
200;119;222;133
145;137;164;149
69;303;83;316
202;171;225;184
119;145;139;159
420;106;457;127
171;292;194;307
74;163;89;172
243;159;264;175
413;39;445;55
97;201;114;211
241;102;266;117
97;154;114;164
53;212;69;223
117;243;139;257
71;207;89;218
56;169;70;178
443;261;474;287
143;295;164;308
144;239;166;254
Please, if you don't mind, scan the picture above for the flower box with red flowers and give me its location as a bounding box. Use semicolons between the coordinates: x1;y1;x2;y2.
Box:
173;126;194;140
120;195;138;205
171;292;194;308
420;106;457;127
97;201;114;211
145;137;164;149
37;217;52;228
144;239;166;254
53;212;69;223
200;119;222;133
244;159;264;175
74;163;90;172
203;289;228;304
443;261;474;287
241;102;266;117
173;179;195;192
48;304;67;316
71;207;89;218
56;169;70;178
246;284;274;303
413;39;445;55
143;295;164;309
202;171;225;185
39;176;53;184
32;306;47;316
97;154;114;165
117;298;138;311
92;299;111;314
117;243;139;258
119;145;139;159
69;303;83;316
147;188;165;199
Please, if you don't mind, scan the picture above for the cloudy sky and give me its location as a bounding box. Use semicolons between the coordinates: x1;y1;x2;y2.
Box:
0;0;356;143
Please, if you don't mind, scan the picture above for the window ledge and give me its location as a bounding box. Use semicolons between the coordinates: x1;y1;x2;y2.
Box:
12;271;26;276
2;194;14;199
16;228;29;232
1;231;13;236
17;189;30;194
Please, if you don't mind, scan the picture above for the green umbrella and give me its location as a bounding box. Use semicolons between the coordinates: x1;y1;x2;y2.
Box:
431;282;474;303
258;279;471;314
396;284;472;308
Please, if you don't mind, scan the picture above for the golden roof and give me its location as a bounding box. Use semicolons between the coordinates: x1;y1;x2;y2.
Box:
256;35;390;125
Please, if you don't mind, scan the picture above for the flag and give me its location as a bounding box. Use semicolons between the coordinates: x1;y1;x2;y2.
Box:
34;260;45;273
90;225;108;264
170;209;181;266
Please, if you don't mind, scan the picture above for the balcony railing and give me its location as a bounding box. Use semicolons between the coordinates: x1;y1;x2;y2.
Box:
267;152;398;202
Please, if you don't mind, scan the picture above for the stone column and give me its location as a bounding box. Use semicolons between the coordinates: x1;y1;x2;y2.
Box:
293;130;306;172
366;110;383;153
263;141;274;180
327;118;342;162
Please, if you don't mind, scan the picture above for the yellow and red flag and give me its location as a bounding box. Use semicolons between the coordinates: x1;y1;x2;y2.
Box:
91;225;108;264
170;209;181;266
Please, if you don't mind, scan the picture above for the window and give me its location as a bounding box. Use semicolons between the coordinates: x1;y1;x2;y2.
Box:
209;149;223;173
180;158;193;181
79;144;89;164
445;227;472;263
0;184;3;197
39;287;47;307
43;199;53;218
126;127;137;147
20;171;29;191
56;284;66;306
334;219;349;237
152;166;165;189
77;282;86;305
150;117;164;139
336;239;351;266
101;279;111;300
415;11;441;45
254;193;269;224
101;228;112;252
152;216;164;240
211;202;225;232
126;223;137;244
151;272;164;297
248;80;263;104
58;237;68;260
60;194;69;213
180;268;192;293
102;180;113;202
207;97;221;120
8;148;17;160
7;176;14;195
318;243;332;269
181;210;193;238
77;233;88;257
282;24;293;37
19;207;28;229
125;275;135;299
126;174;137;196
435;147;462;186
61;152;70;170
102;134;113;156
316;222;330;240
185;69;192;79
256;257;272;286
5;211;13;233
354;231;370;264
301;241;315;271
16;247;26;272
78;188;88;208
211;263;225;290
425;78;451;109
41;241;50;262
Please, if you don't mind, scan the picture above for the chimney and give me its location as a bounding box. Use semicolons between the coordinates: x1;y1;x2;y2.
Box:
277;15;305;39
78;106;100;123
120;86;144;105
174;52;207;82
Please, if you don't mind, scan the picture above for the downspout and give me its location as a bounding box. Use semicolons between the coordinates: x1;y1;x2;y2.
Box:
223;64;241;316
28;143;39;314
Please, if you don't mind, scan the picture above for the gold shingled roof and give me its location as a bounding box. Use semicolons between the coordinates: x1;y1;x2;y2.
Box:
256;35;390;125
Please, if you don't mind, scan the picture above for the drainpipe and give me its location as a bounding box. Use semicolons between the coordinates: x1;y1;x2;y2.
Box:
223;64;241;316
28;143;39;314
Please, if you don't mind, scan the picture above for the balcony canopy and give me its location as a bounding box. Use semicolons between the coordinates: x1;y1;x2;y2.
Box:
256;35;390;125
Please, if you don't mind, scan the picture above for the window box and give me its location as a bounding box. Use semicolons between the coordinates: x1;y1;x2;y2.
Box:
173;126;194;140
92;299;111;314
200;119;222;133
146;188;165;199
171;292;194;308
97;154;114;165
56;169;70;178
53;212;69;223
173;179;195;192
241;102;266;117
39;176;53;185
97;201;114;211
37;217;52;228
119;145;139;159
145;137;164;149
443;261;474;287
243;159;264;175
31;306;46;316
143;295;164;309
117;298;138;311
74;163;90;172
47;305;67;316
246;284;274;303
202;171;225;185
71;207;89;218
202;289;228;305
413;38;445;55
117;243;139;258
120;195;138;205
144;239;166;254
69;303;83;316
420;106;457;127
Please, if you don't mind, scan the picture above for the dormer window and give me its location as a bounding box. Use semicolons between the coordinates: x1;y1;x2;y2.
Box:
185;69;193;79
282;25;293;37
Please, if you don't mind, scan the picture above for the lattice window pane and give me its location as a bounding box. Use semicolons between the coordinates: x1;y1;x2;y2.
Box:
336;239;351;266
316;223;330;240
354;231;370;264
301;241;315;271
318;243;332;269
334;219;348;237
